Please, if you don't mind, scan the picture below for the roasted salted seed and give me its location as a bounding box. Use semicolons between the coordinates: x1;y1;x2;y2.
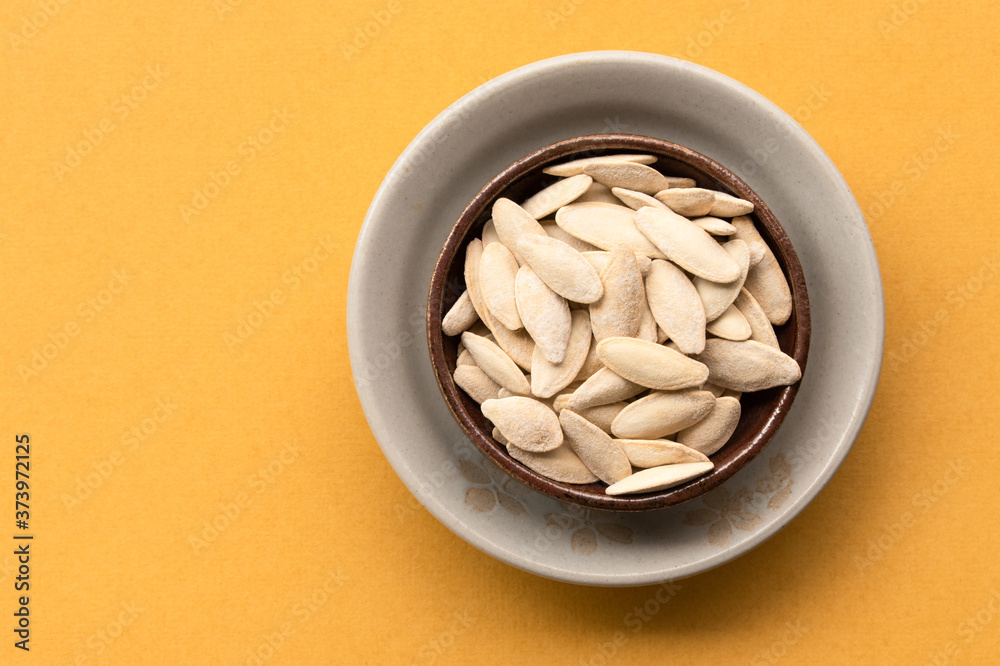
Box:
479;242;523;330
514;265;571;364
521;174;592;219
531;310;592;399
614;439;710;468
569;366;645;410
710;191;755;217
636;297;659;343
492;197;547;264
541;220;600;253
542;153;657;177
732;216;792;325
596;337;709;390
573;333;603;382
516;234;603;304
575;181;621;204
442;289;479;337
734;287;779;349
464;239;497;330
489;319;535;371
634;206;741;283
654;187;715;217
584;162;672;195
605;462;714;496
611;187;666;211
457;349;474;366
559;410;632;485
482;219;500;246
747;239;767;267
571;401;628;434
556;202;666;259
702;382;725;397
482;397;563;452
610;390;716;439
691;216;737;236
694;239;750;322
645;259;706;354
453;364;502;404
677;396;741;456
693;338;801;392
461;332;531;395
506;441;598;484
582;251;652;276
705;304;751;341
552;393;573;413
589;246;644;341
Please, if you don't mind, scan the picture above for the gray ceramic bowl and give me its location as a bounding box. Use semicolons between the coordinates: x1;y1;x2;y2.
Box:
428;134;810;511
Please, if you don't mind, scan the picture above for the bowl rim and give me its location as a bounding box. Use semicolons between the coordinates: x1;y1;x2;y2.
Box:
427;133;811;511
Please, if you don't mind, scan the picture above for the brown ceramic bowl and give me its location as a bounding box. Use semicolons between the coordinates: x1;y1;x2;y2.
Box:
427;134;810;511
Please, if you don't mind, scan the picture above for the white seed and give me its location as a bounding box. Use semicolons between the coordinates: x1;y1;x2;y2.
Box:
636;297;659;343
693;338;801;392
691;216;737;236
521;174;592;219
516;234;603;304
464;239;497;330
582;250;652;276
732;216;792;325
694;239;750;322
596;337;709;391
479;242;523;330
575;181;622;204
605;462;714;495
659;176;697;189
610;390;716;439
482;219;501;246
705;304;751;341
569;366;645;410
482;397;563;452
634;206;741;283
492;197;547;264
559;410;632;485
710;191;755;217
747;239;767;267
531;310;592;398
556;202;666;259
514;265;571;364
541;220;600;253
584;162;673;194
489;320;535;371
611;187;666;211
589;246;644;341
653;187;715;217
453;364;502;404
572;401;628;434
677;396;741;456
506;441;599;484
573;333;603;382
614;439;710;468
457;348;475;366
702;382;725;397
645;259;706;354
735;287;780;349
442;289;479;337
461;331;531;395
542;153;657;177
552;393;573;413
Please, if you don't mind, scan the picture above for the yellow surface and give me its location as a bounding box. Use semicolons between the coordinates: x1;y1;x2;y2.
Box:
2;0;998;663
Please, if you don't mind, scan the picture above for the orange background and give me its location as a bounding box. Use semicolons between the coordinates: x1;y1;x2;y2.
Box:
2;0;999;663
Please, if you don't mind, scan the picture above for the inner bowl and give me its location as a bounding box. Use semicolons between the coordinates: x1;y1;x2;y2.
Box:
427;134;810;511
